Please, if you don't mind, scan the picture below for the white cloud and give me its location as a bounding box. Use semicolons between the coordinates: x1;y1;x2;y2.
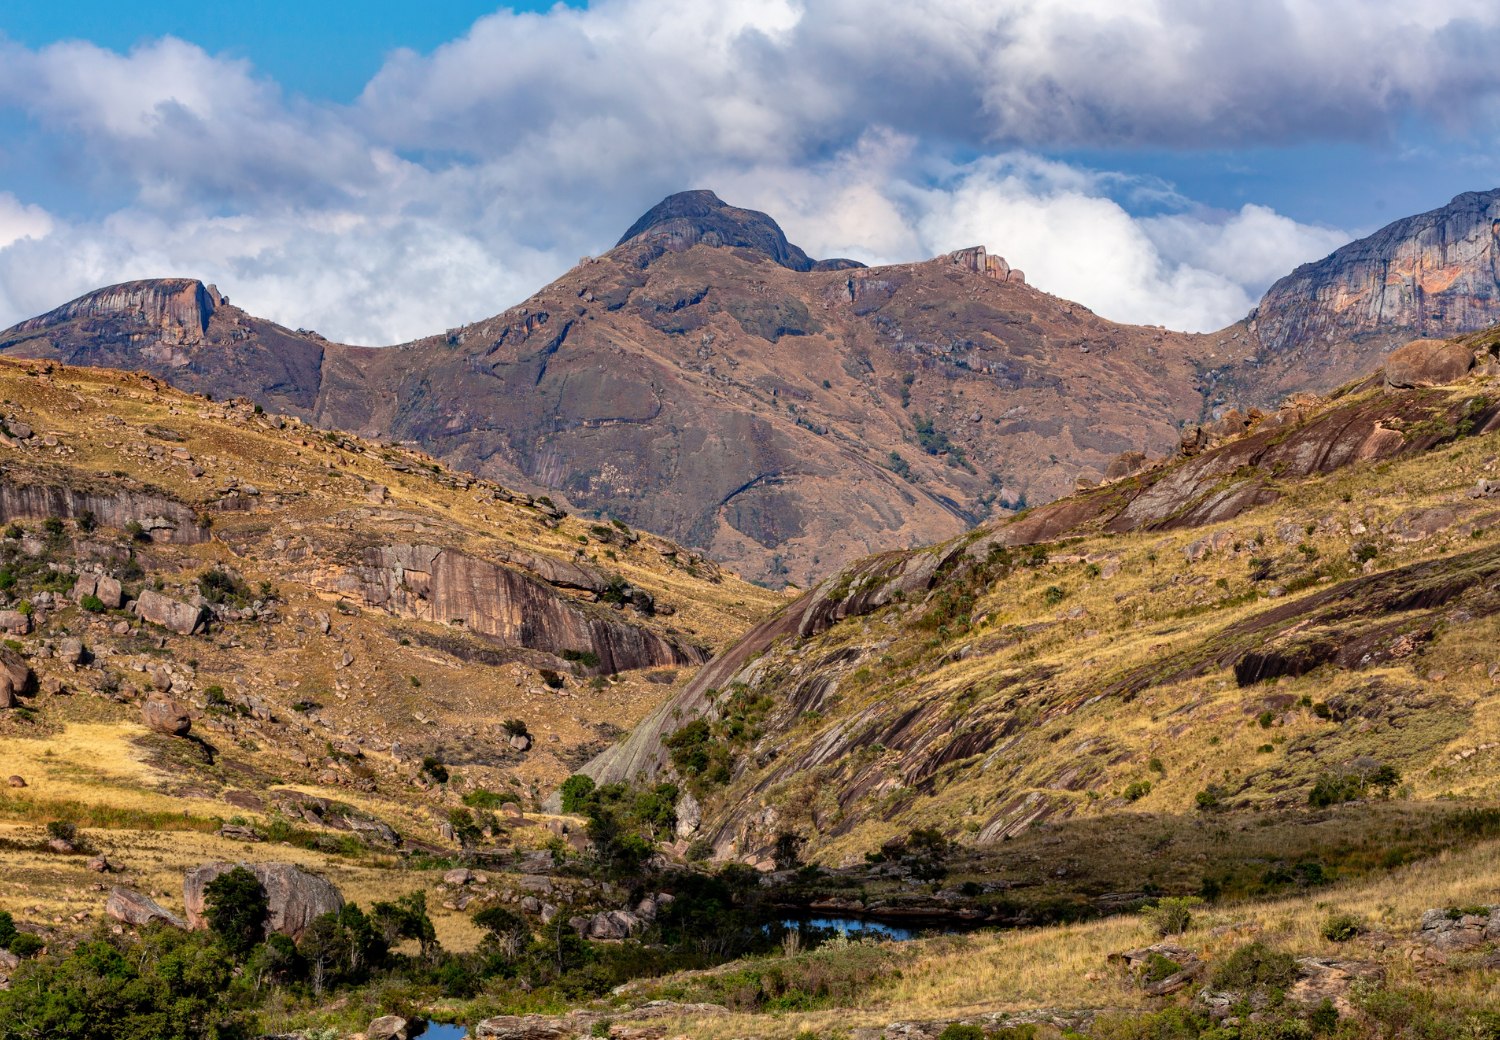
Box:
1;0;1496;339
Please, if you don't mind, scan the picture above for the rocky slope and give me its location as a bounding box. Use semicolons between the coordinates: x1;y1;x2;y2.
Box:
0;356;779;834
0;192;1222;587
583;331;1500;867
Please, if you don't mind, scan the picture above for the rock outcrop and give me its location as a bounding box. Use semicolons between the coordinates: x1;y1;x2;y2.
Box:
183;862;343;941
319;544;702;673
615;189;862;272
73;572;123;609
0;477;211;545
1384;337;1477;389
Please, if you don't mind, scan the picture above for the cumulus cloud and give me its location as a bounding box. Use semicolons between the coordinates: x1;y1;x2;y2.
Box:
0;0;1494;339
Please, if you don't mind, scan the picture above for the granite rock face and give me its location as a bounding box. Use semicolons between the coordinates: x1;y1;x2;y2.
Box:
316;543;703;674
1235;189;1500;401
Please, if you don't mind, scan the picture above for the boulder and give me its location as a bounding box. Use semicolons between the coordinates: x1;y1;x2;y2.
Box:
134;590;208;635
88;855;114;873
72;573;123;610
183;862;343;941
1288;958;1385;1015
366;1015;411;1040
444;868;476;886
56;637;85;665
1104;450;1148;481
675;790;702;838
7;775;25;787
142;696;192;737
106;887;187;929
1384;338;1474;389
509;732;532;752
0;647;32;707
1416;905;1500;957
0;610;30;635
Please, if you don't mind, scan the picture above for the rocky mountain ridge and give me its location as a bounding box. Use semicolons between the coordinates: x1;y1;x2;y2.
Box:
11;188;1500;589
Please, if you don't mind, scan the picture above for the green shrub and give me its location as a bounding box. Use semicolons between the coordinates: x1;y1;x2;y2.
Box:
79;593;105;613
0;909;16;949
559;774;597;813
1144;896;1200;937
7;932;43;958
936;1026;985;1040
1142;952;1184;984
1320;912;1363;943
1210;942;1298;994
1123;780;1152;802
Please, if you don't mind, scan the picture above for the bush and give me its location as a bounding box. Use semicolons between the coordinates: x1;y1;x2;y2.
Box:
560;774;597;814
936;1026;985;1040
1320;912;1363;943
8;932;43;958
46;820;77;844
0;909;15;949
1142;951;1184;984
1123;780;1152;802
1211;942;1299;994
1144;896;1200;937
204;866;269;958
79;594;105;613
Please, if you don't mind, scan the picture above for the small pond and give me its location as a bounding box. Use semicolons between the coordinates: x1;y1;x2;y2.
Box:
415;1024;467;1040
776;914;970;942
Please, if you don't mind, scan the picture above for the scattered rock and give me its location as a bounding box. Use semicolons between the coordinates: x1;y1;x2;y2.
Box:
88;855;114;873
509;732;533;752
444;868;476;887
106;887;187;929
56;637;85;665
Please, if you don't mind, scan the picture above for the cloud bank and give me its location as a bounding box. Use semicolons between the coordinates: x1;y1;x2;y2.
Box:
0;0;1496;341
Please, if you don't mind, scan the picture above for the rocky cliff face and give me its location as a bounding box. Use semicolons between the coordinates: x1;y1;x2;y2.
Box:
316;543;705;673
1229;190;1500;403
8;279;219;346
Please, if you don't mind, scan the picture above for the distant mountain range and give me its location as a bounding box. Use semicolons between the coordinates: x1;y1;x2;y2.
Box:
5;188;1500;586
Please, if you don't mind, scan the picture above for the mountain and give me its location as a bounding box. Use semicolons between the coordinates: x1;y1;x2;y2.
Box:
12;188;1500;590
582;331;1500;869
0;192;1221;587
1210;188;1500;409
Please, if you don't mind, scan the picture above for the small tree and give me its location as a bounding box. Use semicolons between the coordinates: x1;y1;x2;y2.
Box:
204;866;269;958
473;905;529;960
559;773;597;813
372;890;439;961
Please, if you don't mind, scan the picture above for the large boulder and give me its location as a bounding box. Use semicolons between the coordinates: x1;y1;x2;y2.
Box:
183;862;343;941
106;887;188;929
142;696;191;737
0;647;32;708
366;1016;411;1040
1384;338;1475;389
73;573;123;610
133;590;207;635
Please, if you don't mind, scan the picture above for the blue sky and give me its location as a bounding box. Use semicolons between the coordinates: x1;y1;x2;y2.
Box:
0;1;1497;343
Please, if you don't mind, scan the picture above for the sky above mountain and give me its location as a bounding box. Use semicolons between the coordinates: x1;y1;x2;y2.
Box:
1;0;1499;344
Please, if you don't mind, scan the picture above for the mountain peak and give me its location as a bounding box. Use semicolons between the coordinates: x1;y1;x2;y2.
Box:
614;189;863;272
